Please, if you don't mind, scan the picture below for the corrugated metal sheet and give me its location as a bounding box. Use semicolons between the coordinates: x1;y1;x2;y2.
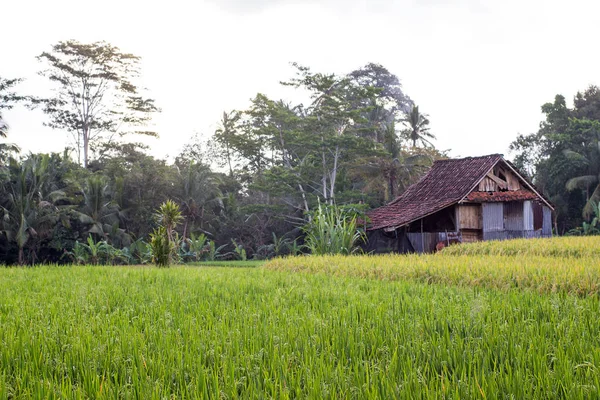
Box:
483;231;508;241
482;230;541;241
542;206;552;237
533;201;543;230
504;201;524;231
483;203;504;232
523;230;542;239
523;201;534;231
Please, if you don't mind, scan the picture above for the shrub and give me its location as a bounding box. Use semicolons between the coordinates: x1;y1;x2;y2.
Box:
303;203;365;255
149;227;173;267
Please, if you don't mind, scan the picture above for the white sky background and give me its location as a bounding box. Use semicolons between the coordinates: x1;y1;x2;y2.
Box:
2;0;600;160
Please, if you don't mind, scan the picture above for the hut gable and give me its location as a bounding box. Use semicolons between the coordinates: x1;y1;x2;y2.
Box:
367;154;552;232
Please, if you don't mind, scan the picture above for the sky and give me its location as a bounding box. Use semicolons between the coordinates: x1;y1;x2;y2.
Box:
2;0;600;161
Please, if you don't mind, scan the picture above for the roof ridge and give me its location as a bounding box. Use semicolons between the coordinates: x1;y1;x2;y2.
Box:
433;154;504;163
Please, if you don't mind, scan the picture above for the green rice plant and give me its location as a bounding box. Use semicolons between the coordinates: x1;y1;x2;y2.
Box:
2;266;600;398
303;202;365;255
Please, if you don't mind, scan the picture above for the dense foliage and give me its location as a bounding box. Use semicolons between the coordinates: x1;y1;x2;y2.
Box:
5;39;600;263
0;41;444;265
511;86;600;233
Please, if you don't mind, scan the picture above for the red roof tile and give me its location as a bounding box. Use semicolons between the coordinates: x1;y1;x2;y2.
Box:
367;154;503;231
465;190;538;202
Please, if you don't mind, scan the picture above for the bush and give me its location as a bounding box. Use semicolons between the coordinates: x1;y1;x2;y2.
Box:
150;227;173;267
303;203;365;255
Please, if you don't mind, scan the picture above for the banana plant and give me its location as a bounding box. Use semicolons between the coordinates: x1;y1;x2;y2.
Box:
206;240;227;262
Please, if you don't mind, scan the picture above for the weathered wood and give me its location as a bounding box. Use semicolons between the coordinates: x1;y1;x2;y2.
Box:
486;172;508;189
505;170;521;190
458;204;482;229
478;177;497;192
460;229;481;243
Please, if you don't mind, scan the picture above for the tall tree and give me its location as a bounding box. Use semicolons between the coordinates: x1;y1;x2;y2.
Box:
401;105;435;147
563;119;600;219
0;77;24;163
213;111;241;177
37;40;159;168
282;63;379;204
510;87;600;233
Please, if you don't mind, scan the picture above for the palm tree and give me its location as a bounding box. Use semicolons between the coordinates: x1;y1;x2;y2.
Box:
401;105;435;148
74;175;129;246
0;76;23;163
565;153;600;220
214;111;241;177
0;155;61;264
177;161;222;239
564;120;600;220
351;121;431;202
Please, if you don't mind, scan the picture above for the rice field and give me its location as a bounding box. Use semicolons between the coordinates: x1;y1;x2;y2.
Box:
266;236;600;296
3;237;600;398
440;235;600;258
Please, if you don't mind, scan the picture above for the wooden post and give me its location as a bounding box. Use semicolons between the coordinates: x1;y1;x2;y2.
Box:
420;218;424;253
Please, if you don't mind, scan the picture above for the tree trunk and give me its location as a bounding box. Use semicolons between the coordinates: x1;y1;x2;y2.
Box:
329;145;340;204
18;246;24;265
83;127;89;168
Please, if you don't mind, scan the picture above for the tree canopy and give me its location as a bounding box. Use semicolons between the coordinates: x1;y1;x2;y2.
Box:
37;40;159;167
1;43;445;264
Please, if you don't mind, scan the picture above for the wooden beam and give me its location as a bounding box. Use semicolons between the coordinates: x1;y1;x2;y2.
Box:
486;172;508;189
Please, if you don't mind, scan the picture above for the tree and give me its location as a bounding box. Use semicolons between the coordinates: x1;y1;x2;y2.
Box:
213;111;241;177
0;77;24;163
73;175;129;246
401;105;435;148
282;63;380;204
351;121;433;203
563;119;600;219
176;161;222;239
510;88;600;233
0;155;63;264
37;40;159;167
150;200;183;266
349;63;413;123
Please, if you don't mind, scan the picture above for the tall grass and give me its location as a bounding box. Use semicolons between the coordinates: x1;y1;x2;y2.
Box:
2;266;600;398
303;203;365;255
440;235;600;257
265;253;600;296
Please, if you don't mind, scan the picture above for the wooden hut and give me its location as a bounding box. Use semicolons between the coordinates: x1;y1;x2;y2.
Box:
366;154;554;253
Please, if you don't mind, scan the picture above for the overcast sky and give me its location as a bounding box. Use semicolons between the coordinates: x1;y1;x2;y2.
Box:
3;0;600;161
